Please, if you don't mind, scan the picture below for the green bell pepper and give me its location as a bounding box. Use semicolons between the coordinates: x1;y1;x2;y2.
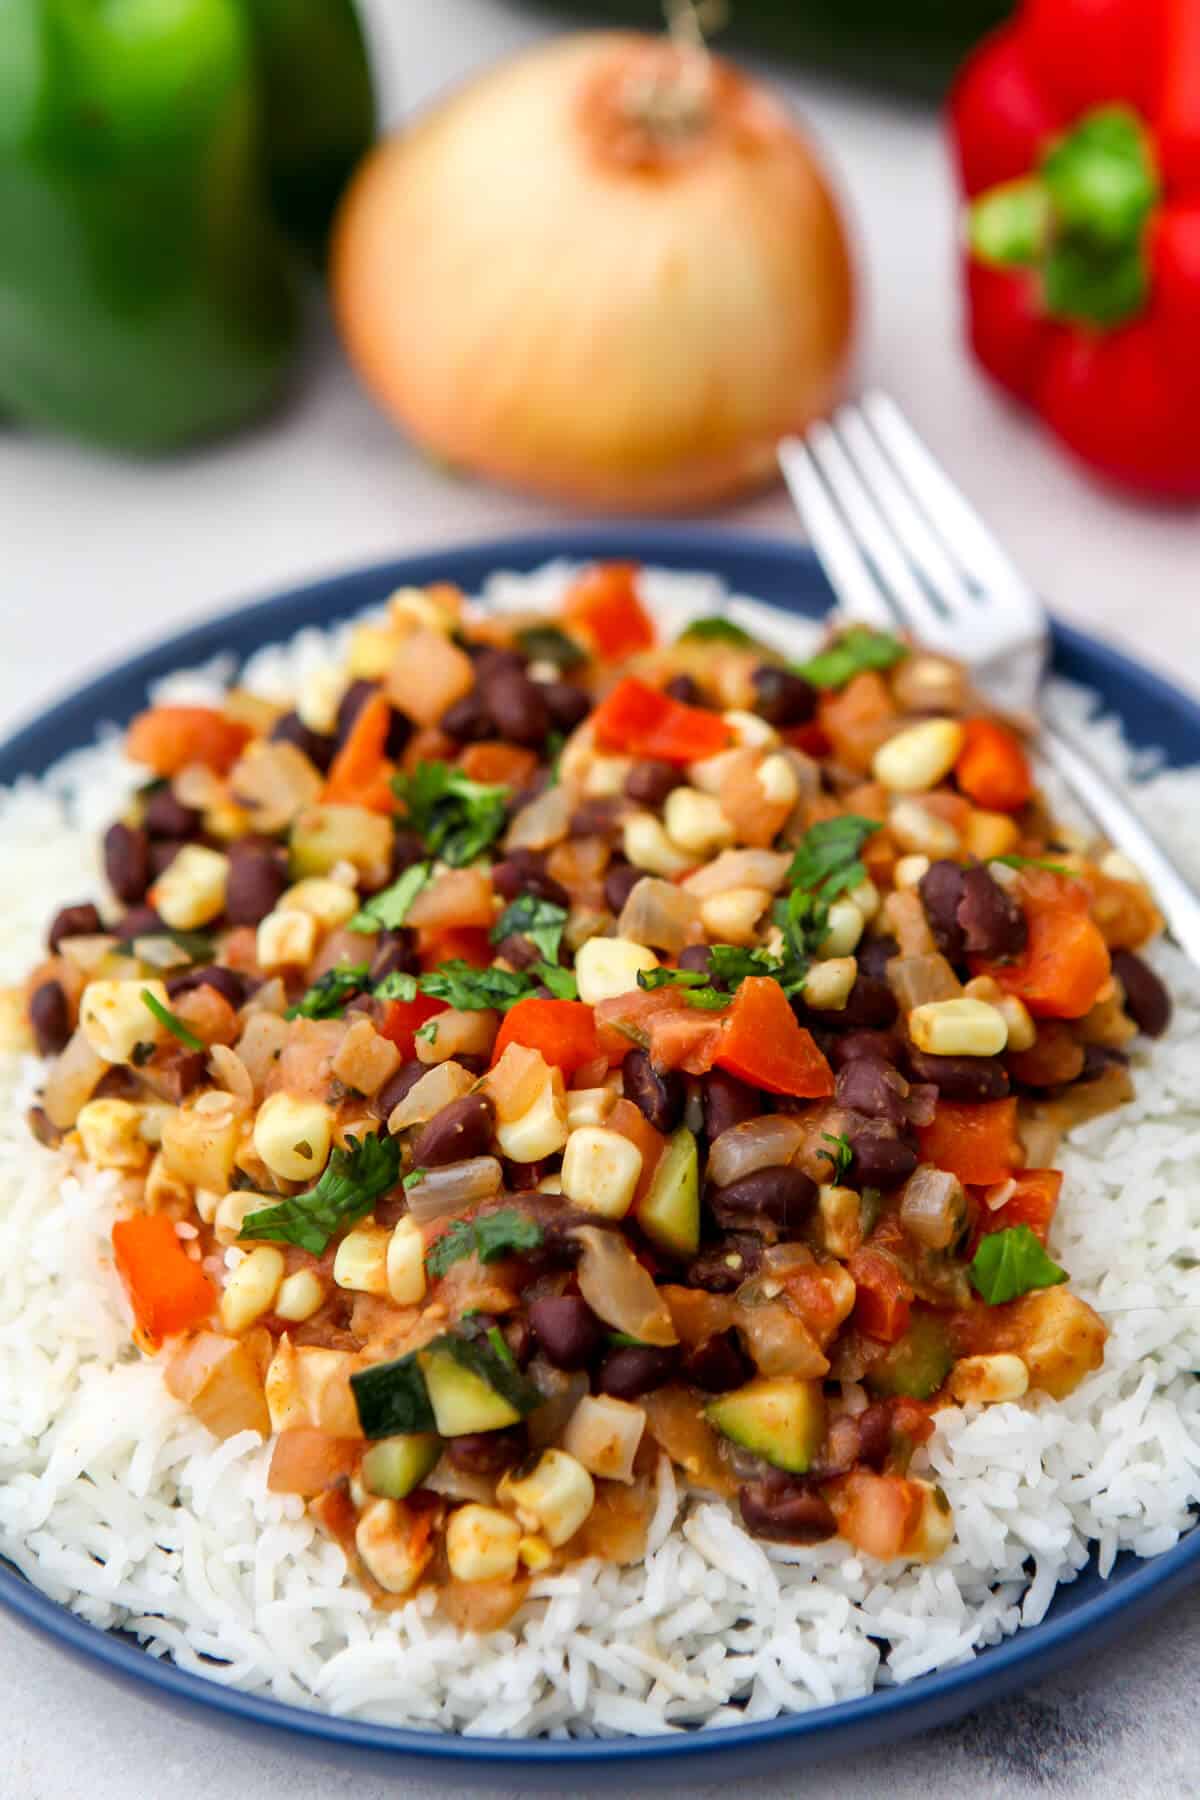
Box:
0;0;374;452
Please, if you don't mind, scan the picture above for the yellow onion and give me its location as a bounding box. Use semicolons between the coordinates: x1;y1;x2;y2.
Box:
332;32;855;511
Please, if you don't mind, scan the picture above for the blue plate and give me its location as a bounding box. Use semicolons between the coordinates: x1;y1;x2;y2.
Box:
2;526;1197;1784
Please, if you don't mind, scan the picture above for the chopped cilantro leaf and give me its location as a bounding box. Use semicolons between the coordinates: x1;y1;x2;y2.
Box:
403;1167;428;1190
491;895;568;964
516;624;586;670
420;961;536;1012
239;1133;400;1255
969;1224;1067;1305
391;762;508;868
677;616;758;647
821;1132;854;1180
350;861;431;934
286;962;370;1020
994;854;1078;877
426;1208;543;1278
636;967;729;1010
140;988;204;1052
374;970;418;1002
532;961;578;1000
787;814;881;900
793;628;907;690
415;1019;439;1044
487;1325;516;1369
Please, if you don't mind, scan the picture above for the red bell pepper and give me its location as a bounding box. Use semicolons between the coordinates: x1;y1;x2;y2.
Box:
562;563;656;660
954;717;1034;812
712;976;835;1099
322;691;396;813
591;677;731;765
971;1167;1063;1252
848;1249;914;1344
950;0;1200;498
414;925;493;972
379;991;449;1059
491;997;600;1078
918;1098;1022;1184
972;868;1110;1017
112;1214;215;1343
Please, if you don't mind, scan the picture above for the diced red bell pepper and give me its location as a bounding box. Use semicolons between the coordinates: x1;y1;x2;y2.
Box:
973;869;1111;1018
379;992;449;1059
918;1098;1022;1186
322;690;396;812
414;925;493;972
782;721;832;759
124;706;251;778
954;717;1034;812
457;741;538;788
491;997;600;1078
562;563;656;660
112;1214;215;1343
591;677;731;765
848;1248;913;1344
975;1167;1063;1249
712;976;835;1099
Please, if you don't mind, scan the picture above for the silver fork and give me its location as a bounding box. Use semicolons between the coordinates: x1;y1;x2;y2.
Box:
779;392;1200;965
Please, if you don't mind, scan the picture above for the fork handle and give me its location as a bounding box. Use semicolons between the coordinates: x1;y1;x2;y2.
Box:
1040;725;1200;965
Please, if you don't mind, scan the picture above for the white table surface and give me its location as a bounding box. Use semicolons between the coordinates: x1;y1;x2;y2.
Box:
2;4;1198;1796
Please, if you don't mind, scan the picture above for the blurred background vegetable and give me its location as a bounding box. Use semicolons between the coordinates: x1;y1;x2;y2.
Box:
332;27;854;511
951;0;1200;500
0;0;374;453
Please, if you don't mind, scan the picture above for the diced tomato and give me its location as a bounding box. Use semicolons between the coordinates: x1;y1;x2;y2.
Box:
608;1096;667;1201
267;1428;361;1497
379;992;449;1059
918;1098;1022;1185
562;563;655;660
827;1469;923;1559
124;705;251;778
594;987;728;1074
591;677;730;765
973;870;1110;1019
457;741;539;788
713;977;835;1099
847;1248;913;1343
112;1214;215;1343
889;1396;935;1449
955;717;1033;813
975;1168;1063;1250
323;690;396;812
414;925;493;971
818;673;898;774
491;998;600;1078
782;721;831;758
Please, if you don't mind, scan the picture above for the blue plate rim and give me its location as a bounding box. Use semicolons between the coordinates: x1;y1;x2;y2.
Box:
1;523;1197;1769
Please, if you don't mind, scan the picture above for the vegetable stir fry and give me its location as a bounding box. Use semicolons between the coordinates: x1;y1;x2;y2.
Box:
20;566;1173;1615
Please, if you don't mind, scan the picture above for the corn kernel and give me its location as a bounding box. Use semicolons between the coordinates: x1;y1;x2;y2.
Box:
722;709;779;749
949;1352;1029;1406
256;908;317;971
213;1189;265;1246
145;1150;190;1213
688;748;742;794
567;1086;615;1130
801;957;858;1011
498;1449;594;1547
575;935;658;1005
446;1504;522;1582
872;718;966;794
347;621;402;679
281;878;359;931
889;799;962;858
297;665;347;736
697;886;771;946
893;854;931;891
966;978;1035;1053
756;753;800;810
386;1217;427;1306
817;1185;863;1258
964;809;1022;860
494;1065;568;1163
76;1098;149;1170
220;1245;284;1333
80;978;169;1065
151;845;230;931
663;788;735;858
333;1225;391;1296
388;584;458;635
582;753;633;798
905;1480;955;1561
909;996;1008;1057
846;876;881;923
561;1126;643;1219
822;898;865;957
518;1534;554;1572
253;1092;333;1182
355;1497;432;1594
622;811;692;878
275;1268;326;1324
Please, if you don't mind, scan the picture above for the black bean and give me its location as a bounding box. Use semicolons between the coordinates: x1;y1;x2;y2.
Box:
664;674;702;705
493;932;537;971
751;664;817;728
148;1048;207;1102
492;849;544;898
856;935;899;982
598;1345;679;1400
369;929;418;985
709;1166;817;1233
570;798;623;839
165;965;245;1010
829;1028;903;1070
440;689;494;742
473;648;527;685
957;863;1027;958
677;943;714;976
143;786;203;838
376;1061;428;1121
738;1479;837;1544
541;681;591;733
391;829;427;876
918;860;967;960
1112;948;1171;1038
149;840;185;879
268;710;336;775
808;972;898;1032
848;1126;917;1188
624;761;681;809
482;669;550;748
225;845;287;926
445;1425;528;1477
528;1296;603;1370
682;1331;751;1392
104;822;151;904
93;1065;141;1100
702;1069;762;1140
855;1401;893;1470
411;1092;496;1167
623;1049;685;1134
604;860;643;915
30;980;70;1056
113;904;163;942
835;1058;910;1127
503;1156;553;1192
47;902;103;953
1077;1044;1130;1084
906;1048;1010;1101
687;1234;763;1292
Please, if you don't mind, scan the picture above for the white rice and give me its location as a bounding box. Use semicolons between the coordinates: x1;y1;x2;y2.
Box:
1;563;1198;1738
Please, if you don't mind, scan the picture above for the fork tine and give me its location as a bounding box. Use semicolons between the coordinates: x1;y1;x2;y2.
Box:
809;418;950;647
778;439;896;630
834;404;980;636
861;392;1042;623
